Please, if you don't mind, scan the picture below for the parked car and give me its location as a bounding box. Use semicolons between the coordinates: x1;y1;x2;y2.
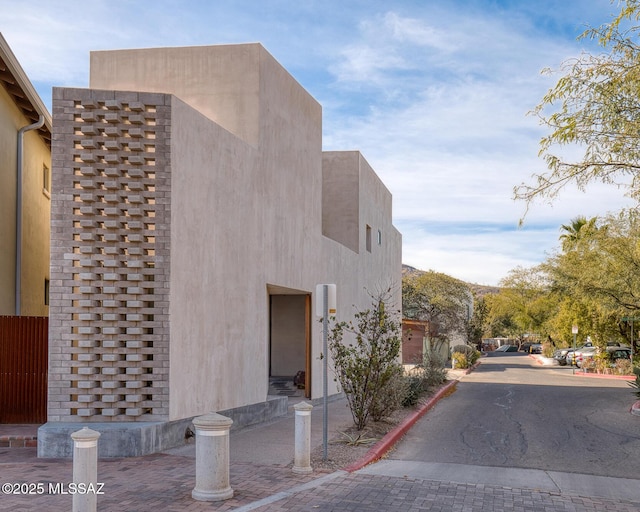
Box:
520;343;532;353
565;344;597;366
578;346;632;368
609;347;632;361
581;340;625;348
495;344;518;352
574;347;598;368
553;348;571;366
529;343;543;354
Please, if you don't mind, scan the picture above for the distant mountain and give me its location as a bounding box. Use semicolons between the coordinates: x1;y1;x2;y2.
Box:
402;264;500;297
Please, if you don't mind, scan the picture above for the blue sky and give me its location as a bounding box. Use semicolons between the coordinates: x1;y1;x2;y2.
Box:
1;0;633;285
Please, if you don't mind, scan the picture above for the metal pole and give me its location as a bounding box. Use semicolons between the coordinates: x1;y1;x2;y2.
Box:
572;332;576;375
631;320;635;363
322;284;328;460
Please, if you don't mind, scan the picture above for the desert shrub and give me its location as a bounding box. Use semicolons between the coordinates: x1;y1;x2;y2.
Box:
614;358;634;376
328;292;403;430
419;352;448;388
451;344;480;368
370;364;406;421
402;376;424;407
451;344;475;357
542;341;555;358
401;352;448;407
451;351;469;369
581;358;597;372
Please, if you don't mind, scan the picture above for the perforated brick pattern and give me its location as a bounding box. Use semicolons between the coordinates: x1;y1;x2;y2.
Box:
49;88;171;421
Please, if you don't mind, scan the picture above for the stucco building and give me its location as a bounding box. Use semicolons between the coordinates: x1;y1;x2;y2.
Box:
39;43;402;457
0;33;52;317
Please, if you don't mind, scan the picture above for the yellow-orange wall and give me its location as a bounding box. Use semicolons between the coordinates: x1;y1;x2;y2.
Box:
0;83;51;316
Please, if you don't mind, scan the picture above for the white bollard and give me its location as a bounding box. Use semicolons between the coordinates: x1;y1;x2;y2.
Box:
192;412;234;501
71;427;101;512
292;401;313;474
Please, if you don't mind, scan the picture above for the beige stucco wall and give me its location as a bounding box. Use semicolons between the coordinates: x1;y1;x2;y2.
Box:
0;83;50;316
90;44;262;147
168;96;265;418
320;151;403;356
157;46;401;420
166;46;326;419
322;152;360;253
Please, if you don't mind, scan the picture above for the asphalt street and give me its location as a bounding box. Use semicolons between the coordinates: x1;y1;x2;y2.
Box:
390;353;640;479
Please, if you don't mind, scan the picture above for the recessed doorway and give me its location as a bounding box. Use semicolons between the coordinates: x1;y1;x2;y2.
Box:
268;286;311;400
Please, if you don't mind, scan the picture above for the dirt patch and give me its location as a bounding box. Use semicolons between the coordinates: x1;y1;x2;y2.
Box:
308;396;429;472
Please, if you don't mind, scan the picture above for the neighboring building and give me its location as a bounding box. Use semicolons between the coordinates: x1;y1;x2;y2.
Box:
0;33;52;316
401;318;451;364
40;43;402;457
402;319;431;364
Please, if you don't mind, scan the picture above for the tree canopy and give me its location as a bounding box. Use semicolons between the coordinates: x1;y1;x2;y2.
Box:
515;0;640;209
483;266;557;341
402;270;472;345
475;211;640;352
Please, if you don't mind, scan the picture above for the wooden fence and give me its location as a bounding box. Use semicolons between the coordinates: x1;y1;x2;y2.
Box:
0;316;48;423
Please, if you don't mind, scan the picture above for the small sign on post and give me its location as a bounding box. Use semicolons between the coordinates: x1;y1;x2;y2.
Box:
315;284;336;318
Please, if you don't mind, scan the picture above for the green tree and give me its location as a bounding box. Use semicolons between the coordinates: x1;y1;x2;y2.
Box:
559;216;599;252
485;266;558;344
545;297;590;347
402;271;472;352
516;0;640;208
547;209;640;350
468;295;489;347
482;292;520;339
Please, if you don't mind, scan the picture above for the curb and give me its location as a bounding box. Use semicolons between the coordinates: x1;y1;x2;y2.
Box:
528;354;558;366
343;379;457;472
530;354;635;380
343;359;481;472
632;401;640;417
572;372;635;381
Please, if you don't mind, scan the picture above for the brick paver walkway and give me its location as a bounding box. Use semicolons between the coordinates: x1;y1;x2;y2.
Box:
2;451;639;511
0;452;329;511
261;472;640;512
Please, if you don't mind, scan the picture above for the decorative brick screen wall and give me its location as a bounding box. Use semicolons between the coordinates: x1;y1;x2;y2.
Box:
48;88;171;422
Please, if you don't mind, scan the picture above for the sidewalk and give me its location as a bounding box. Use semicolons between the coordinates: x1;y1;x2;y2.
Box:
0;396;354;511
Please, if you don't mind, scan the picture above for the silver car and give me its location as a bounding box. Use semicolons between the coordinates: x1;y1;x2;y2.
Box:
574;347;597;368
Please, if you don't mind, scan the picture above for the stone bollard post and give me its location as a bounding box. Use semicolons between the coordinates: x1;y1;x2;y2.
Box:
292;401;313;474
192;412;234;502
71;427;101;512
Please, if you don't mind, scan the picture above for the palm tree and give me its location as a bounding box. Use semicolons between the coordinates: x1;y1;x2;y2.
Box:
559;216;598;252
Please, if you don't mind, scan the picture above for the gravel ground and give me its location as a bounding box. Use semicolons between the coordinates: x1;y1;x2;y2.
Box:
308;397;427;471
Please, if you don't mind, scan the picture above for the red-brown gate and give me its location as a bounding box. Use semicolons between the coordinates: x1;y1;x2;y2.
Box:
0;316;48;423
